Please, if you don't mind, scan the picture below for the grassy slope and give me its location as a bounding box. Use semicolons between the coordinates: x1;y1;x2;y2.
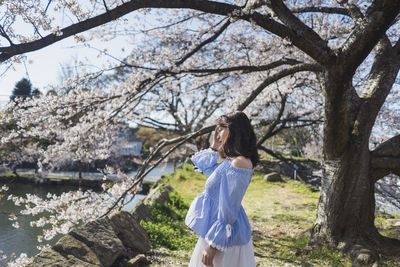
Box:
143;163;400;267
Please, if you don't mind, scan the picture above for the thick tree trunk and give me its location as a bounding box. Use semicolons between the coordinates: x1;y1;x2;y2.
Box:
312;142;400;265
312;68;400;265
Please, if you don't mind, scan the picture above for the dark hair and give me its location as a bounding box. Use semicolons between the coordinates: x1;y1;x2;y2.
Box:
215;111;260;167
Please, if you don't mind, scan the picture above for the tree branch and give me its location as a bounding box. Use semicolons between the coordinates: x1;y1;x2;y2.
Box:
370;156;400;182
258;145;309;184
237;63;323;110
371;134;400;180
0;0;333;65
267;0;336;65
375;184;400;211
102;0;109;12
257;93;287;144
139;12;207;34
358;39;400;131
318;3;400;148
172;58;303;74
258;144;291;164
371;134;400;158
339;0;400;75
371;157;400;171
100;123;216;217
176;18;231;65
138;117;179;131
117;58;303;76
0;26;14;46
291;6;349;16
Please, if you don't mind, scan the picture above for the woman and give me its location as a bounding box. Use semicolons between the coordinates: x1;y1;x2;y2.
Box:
185;111;259;267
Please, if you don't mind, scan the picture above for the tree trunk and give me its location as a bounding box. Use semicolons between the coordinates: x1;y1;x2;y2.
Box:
312;130;400;265
312;67;400;265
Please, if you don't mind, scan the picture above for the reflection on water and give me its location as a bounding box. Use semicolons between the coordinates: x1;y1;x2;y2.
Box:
129;161;177;183
0;183;78;258
0;161;177;260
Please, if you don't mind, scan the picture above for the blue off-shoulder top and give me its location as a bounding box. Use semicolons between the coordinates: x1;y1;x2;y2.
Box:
185;148;254;251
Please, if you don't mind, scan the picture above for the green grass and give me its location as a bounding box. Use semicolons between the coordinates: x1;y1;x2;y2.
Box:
0;171;35;179
159;163;206;205
0;171;73;180
147;163;400;266
140;190;197;251
375;212;400;240
238;171;352;266
259;149;320;162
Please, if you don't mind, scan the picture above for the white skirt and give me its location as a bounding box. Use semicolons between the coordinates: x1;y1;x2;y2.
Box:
188;237;256;267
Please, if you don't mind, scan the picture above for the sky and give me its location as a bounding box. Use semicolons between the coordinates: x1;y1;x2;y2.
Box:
0;2;156;108
0;34;131;107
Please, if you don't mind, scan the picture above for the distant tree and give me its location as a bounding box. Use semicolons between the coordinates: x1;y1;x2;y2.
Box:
10;78;32;102
31;88;42;97
10;78;42;103
134;126;179;154
46;89;58;96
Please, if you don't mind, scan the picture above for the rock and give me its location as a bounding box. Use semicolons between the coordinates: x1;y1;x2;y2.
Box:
146;183;173;206
132;203;152;222
70;217;126;267
132;183;172;222
109;211;151;253
27;248;97;267
262;167;275;174
259;161;281;173
52;235;102;266
126;254;150;267
28;182;177;267
264;172;283;182
356;252;375;266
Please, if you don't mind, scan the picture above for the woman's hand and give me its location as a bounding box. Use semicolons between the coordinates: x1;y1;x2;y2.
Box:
210;126;221;151
201;245;218;266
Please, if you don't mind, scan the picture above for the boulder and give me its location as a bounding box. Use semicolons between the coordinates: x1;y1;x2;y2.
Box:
132;183;172;222
70;217;126;267
27;248;97;267
126;254;150;267
109;211;151;253
264;172;283;182
52;234;102;266
261;167;275;175
132;203;152;223
28;182;176;267
145;183;172;206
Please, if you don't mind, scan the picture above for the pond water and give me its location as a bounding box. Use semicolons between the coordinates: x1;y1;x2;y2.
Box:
0;161;177;262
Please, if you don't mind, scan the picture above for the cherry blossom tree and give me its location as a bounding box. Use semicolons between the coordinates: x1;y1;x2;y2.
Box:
0;0;399;265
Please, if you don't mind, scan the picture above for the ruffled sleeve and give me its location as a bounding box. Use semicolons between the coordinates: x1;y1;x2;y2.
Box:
190;148;219;177
204;165;253;250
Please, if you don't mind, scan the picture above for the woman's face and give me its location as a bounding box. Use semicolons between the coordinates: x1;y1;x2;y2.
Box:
216;125;229;145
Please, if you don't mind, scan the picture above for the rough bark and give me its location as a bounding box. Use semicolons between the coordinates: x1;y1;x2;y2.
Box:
371;134;400;180
312;137;400;265
312;35;400;267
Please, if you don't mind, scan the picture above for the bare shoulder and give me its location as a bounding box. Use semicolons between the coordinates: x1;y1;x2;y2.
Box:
231;156;253;169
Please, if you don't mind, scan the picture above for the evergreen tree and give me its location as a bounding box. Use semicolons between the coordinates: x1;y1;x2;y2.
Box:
10;78;32;103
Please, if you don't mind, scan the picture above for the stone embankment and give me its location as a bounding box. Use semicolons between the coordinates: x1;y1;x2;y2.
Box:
27;182;172;267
